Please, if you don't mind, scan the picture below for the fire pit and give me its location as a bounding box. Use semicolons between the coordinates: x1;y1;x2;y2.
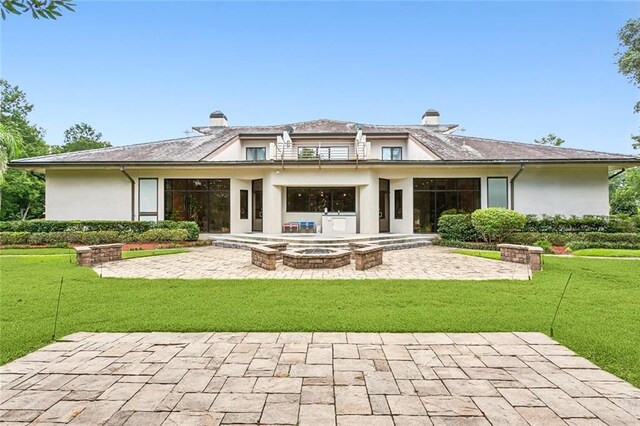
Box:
282;248;351;269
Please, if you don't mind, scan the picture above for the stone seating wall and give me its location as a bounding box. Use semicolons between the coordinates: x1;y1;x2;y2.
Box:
251;246;279;271
497;244;543;271
75;243;124;266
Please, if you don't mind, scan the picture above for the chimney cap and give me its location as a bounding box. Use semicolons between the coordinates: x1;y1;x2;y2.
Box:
422;109;440;118
209;110;227;119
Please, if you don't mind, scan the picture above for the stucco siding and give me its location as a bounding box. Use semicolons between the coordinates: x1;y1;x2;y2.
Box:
46;169;131;220
514;166;609;216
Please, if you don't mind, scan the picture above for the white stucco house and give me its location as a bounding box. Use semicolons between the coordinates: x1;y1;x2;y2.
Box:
10;110;640;234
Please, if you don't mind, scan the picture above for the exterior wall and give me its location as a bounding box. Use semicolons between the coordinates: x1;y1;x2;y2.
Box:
43;164;611;233
514;166;609;216
46;169;132;220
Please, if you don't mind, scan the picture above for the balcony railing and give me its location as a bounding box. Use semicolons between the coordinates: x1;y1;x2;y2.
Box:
273;144;366;165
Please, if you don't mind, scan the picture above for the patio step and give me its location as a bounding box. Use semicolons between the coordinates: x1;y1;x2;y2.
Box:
209;233;437;251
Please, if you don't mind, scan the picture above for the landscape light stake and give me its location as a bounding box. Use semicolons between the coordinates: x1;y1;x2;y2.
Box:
550;272;573;338
52;276;64;340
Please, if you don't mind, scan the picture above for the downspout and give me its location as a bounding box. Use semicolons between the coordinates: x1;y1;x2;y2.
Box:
608;168;625;180
119;166;135;221
510;164;525;210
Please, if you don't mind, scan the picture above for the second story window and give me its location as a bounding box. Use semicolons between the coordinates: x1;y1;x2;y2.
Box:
246;147;266;161
382;147;402;161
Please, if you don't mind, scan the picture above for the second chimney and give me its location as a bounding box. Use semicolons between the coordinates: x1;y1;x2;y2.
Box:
209;111;228;127
422;109;440;126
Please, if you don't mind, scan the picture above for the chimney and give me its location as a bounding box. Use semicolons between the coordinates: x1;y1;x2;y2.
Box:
422;109;440;126
209;110;228;127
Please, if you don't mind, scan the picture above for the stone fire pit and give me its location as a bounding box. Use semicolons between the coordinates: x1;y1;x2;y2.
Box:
282;248;351;269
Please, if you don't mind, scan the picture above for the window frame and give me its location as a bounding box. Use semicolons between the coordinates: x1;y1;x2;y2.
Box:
286;187;356;213
246;147;267;161
382;146;402;161
487;176;509;208
394;189;403;219
138;178;158;221
240;189;249;219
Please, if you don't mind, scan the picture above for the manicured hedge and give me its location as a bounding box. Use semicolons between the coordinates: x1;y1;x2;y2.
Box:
471;208;527;243
506;232;640;246
523;215;639;234
566;241;640;251
433;239;498;251
0;229;190;245
0;220;199;241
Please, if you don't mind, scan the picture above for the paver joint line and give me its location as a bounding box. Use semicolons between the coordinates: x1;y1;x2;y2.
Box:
0;332;638;426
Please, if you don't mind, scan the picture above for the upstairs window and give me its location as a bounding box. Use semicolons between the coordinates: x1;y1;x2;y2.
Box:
246;147;266;161
382;147;402;161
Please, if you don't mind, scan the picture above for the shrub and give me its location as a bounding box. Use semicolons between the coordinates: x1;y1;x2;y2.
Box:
433;239;498;251
523;215;637;234
440;209;460;216
533;240;554;254
0;220;199;240
506;232;640;246
566;241;640;251
471;208;527;243
437;214;476;242
0;229;190;245
139;229;189;242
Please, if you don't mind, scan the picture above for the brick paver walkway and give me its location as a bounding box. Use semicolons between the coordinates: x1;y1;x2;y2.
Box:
98;246;530;280
1;333;638;425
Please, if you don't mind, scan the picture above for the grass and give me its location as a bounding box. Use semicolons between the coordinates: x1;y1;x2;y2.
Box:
0;247;187;259
454;249;501;260
0;248;75;255
1;255;639;387
572;248;640;258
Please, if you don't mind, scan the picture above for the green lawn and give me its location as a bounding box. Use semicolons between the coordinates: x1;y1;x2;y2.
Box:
0;248;187;259
1;255;639;387
572;248;640;258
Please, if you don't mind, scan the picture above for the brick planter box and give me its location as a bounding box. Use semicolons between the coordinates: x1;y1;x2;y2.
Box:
75;243;124;266
251;246;279;271
354;245;383;271
282;249;351;269
497;244;544;271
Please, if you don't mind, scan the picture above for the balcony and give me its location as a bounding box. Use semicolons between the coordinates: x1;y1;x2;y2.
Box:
271;143;367;163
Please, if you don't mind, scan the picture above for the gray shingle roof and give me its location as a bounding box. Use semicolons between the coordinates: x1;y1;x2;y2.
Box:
10;118;639;165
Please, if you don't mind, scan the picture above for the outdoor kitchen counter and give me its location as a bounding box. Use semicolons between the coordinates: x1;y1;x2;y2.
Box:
321;213;357;234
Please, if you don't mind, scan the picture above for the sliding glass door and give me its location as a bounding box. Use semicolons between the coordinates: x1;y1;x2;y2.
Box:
164;179;230;233
413;178;480;233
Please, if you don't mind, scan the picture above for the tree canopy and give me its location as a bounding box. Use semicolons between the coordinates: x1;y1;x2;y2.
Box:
534;133;565;147
616;18;640;149
1;0;75;20
52;122;111;153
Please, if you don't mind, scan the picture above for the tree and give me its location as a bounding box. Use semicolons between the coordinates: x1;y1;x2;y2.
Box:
1;0;75;20
534;133;565;146
0;79;49;220
610;167;640;216
52;122;111;153
616;18;640;149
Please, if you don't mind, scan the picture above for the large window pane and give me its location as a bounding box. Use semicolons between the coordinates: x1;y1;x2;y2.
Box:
247;147;266;161
487;177;508;208
139;178;158;216
413;178;480;233
164;179;230;233
286;187;355;212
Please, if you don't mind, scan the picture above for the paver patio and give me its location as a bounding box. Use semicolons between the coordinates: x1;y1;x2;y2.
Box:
97;246;530;280
1;333;638;425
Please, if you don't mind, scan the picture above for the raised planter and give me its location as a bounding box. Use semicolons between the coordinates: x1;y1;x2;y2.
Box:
497;244;544;271
75;243;124;266
282;248;351;269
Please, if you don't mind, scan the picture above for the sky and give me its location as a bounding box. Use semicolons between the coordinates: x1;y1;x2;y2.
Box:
1;1;639;154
